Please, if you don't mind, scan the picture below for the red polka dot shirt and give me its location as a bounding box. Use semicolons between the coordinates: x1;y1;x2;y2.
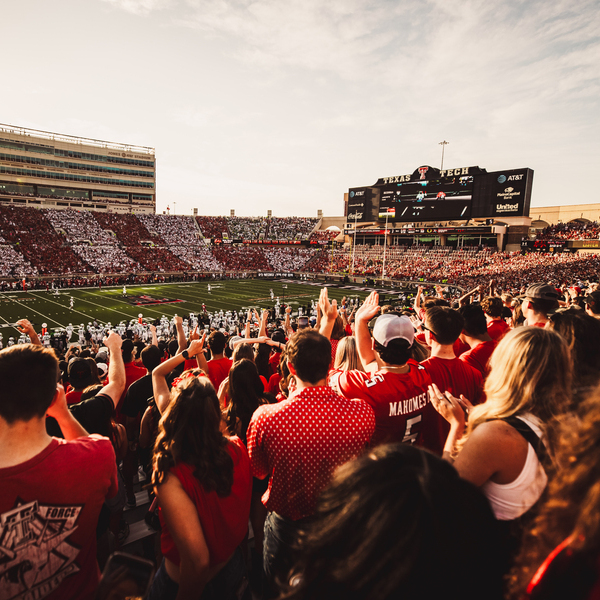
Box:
246;385;375;521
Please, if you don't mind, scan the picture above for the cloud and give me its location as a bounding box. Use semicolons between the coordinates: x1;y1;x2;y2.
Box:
101;0;175;16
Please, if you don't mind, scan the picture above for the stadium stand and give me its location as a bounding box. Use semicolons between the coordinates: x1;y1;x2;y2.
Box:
0;205;92;274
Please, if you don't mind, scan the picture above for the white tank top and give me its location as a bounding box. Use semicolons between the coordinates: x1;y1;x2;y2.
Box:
481;414;547;521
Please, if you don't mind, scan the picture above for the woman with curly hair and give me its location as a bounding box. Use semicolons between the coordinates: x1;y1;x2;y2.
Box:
430;327;572;554
149;338;252;600
508;387;600;599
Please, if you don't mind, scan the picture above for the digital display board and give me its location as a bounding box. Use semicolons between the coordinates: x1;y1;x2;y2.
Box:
378;173;474;221
347;187;376;222
349;165;533;223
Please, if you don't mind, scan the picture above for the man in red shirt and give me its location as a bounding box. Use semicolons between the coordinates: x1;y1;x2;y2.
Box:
332;291;436;450
247;329;375;598
0;339;123;600
206;331;232;391
420;306;483;454
481;296;510;341
458;304;499;378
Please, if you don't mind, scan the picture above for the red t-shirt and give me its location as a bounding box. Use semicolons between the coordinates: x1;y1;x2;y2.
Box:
336;360;436;449
266;373;282;396
159;436;251;569
0;436;118;600
247;386;375;520
66;390;83;405
487;319;510;341
459;340;498;377
420;356;484;455
207;357;233;392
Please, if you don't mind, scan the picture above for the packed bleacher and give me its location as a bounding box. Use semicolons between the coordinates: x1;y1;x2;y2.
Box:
0;205;93;274
308;229;339;243
0;207;599;298
4;272;600;600
536;220;600;240
195;215;230;239
266;216;318;241
227;216;269;240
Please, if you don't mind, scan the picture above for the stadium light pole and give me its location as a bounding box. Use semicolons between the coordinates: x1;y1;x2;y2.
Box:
439;140;449;170
351;212;358;275
382;210;389;282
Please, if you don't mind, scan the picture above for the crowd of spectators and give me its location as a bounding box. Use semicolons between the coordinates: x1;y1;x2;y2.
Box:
92;212;166;247
167;244;224;271
0;239;38;276
309;229;339;243
195;216;230;239
0;205;92;274
227;216;269;240
5;275;600;600
302;244;600;293
536;220;600;241
266;217;318;241
137;214;201;247
212;245;271;270
263;247;319;272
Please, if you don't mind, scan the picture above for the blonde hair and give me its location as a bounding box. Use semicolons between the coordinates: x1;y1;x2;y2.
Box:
334;337;363;372
456;327;571;453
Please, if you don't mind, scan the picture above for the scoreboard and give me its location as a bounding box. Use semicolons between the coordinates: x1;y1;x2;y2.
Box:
348;165;533;223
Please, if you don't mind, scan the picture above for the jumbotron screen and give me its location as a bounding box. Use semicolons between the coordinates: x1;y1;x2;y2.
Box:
348;165;533;223
378;174;474;221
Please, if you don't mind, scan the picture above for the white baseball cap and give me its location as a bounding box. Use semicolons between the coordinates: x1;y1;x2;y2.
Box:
372;314;414;347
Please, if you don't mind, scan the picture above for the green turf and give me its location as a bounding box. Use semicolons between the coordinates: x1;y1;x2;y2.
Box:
0;279;376;337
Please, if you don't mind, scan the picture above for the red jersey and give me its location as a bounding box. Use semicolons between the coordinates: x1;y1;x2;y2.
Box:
0;436;118;600
247;386;375;520
420;356;484;455
207;357;233;392
65;390;83;405
336;360;436;449
160;436;251;569
487;319;510;341
459;340;498;377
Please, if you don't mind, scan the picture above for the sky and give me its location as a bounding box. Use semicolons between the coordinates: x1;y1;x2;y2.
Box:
2;0;599;217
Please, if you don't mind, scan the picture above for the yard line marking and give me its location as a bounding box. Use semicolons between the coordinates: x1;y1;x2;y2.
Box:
28;292;104;324
0;293;64;327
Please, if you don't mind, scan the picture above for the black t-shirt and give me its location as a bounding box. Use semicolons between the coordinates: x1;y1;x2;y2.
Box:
121;374;154;419
46;393;115;439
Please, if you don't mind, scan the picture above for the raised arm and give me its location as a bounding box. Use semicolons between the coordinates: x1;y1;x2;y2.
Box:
96;332;126;410
355;291;381;371
318;288;338;340
17;319;41;346
152;338;205;414
413;285;423;313
174;315;186;354
46;383;89;439
150;324;158;347
258;310;269;338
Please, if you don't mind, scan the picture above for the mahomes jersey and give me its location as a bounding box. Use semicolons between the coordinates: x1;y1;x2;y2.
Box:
336;359;436;448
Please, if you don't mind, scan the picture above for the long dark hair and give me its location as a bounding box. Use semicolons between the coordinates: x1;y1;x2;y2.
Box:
281;443;504;600
152;375;233;497
226;359;267;443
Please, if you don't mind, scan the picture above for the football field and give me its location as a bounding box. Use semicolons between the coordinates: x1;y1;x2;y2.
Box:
0;279;381;336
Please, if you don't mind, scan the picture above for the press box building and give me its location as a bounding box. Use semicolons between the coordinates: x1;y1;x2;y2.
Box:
0;124;155;213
